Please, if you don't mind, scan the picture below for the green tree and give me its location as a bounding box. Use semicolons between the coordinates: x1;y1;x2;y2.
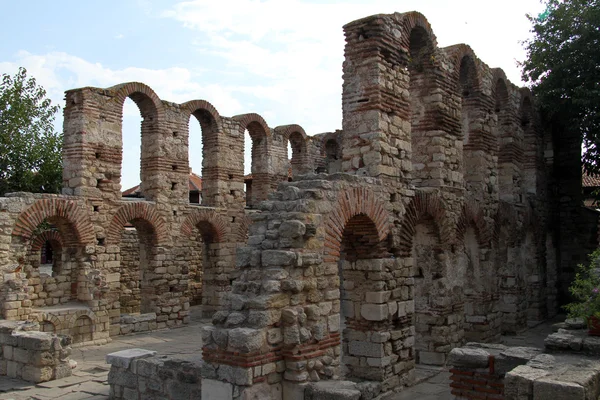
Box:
521;0;600;174
0;67;62;194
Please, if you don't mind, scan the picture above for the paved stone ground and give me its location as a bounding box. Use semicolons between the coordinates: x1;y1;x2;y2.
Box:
0;308;560;400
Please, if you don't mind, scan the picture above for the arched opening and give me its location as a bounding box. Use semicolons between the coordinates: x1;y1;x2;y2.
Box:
459;55;492;198
339;213;392;380
243;129;253;207
192;221;221;317
72;315;94;344
241;120;270;208
118;219;158;315
459;227;497;342
25;219;83;308
325;139;341;173
121;98;143;197
117;89;160;200
189;108;219;205
288;131;304;178
40;320;55;333
497;225;525;333
495;78;519;202
40;239;61;277
521;97;539;194
412;216;450;365
408;27;438;187
522;230;544;325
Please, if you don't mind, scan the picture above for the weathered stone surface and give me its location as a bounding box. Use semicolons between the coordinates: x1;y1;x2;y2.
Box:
106;349;157;369
448;347;489;368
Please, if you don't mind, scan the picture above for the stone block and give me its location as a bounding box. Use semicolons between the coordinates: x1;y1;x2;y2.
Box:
448;347;489;369
106;348;157;369
418;351;446;366
365;291;391;304
306;381;360;400
202;378;233;400
533;377;585;399
360;304;388;321
348;341;384;358
241;381;282;400
21;365;53;383
228;328;265;353
108;368;138;389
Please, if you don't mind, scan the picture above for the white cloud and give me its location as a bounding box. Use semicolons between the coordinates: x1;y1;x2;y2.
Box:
1;0;546;189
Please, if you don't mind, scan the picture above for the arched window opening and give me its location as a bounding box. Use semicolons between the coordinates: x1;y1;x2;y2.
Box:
121;98;143;198
338;213;388;380
188;113;204;204
325;139;341;173
412;216;451;365
118;219;157;315
72;315;94;344
26;218;80;308
243;129;253;207
190;221;220;317
288;132;305;179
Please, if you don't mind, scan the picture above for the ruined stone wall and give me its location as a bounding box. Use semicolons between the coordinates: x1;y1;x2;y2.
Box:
0;7;589;398
197;10;566;399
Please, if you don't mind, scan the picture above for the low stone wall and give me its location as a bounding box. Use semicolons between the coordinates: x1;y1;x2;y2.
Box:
0;320;73;383
449;341;600;400
544;328;600;355
119;313;158;335
448;344;542;400
106;349;202;400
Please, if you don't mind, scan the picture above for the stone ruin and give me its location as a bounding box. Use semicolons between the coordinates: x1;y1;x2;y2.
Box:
0;9;598;399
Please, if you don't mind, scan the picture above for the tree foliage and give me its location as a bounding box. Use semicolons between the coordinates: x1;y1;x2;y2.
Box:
521;0;600;174
0;67;62;194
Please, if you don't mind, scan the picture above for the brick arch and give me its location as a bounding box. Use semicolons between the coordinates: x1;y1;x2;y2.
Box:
66;309;97;329
30;230;63;253
397;191;452;256
394;11;438;51
519;89;535;126
106;203;168;245
275;124;309;177
232;113;271;139
456;200;492;246
107;82;165;120
444;44;482;93
12;199;95;245
182;99;223;132
180;209;228;243
274;124;307;141
491;69;510;112
37;313;63;330
324;187;389;262
235;215;252;244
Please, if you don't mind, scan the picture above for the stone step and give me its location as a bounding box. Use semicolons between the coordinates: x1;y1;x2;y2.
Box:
305;381;361;400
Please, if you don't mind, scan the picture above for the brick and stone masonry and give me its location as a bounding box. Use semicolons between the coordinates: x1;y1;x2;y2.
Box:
0;7;597;400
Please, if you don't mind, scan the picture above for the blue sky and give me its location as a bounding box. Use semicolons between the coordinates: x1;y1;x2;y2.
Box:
0;0;544;190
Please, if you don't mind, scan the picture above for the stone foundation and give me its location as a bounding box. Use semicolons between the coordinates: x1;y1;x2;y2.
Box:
0;320;73;383
106;349;202;400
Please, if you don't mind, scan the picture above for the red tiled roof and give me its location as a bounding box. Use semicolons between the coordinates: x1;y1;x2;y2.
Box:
122;172;202;196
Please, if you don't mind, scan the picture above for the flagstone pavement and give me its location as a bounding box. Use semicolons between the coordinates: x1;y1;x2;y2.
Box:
0;306;557;400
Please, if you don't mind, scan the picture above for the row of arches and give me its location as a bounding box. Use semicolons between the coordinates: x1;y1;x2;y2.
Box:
322;187;549;372
10;199;250;321
65;82;313;208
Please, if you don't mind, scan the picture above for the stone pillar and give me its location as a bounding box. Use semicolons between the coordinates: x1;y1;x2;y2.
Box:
341;14;412;184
